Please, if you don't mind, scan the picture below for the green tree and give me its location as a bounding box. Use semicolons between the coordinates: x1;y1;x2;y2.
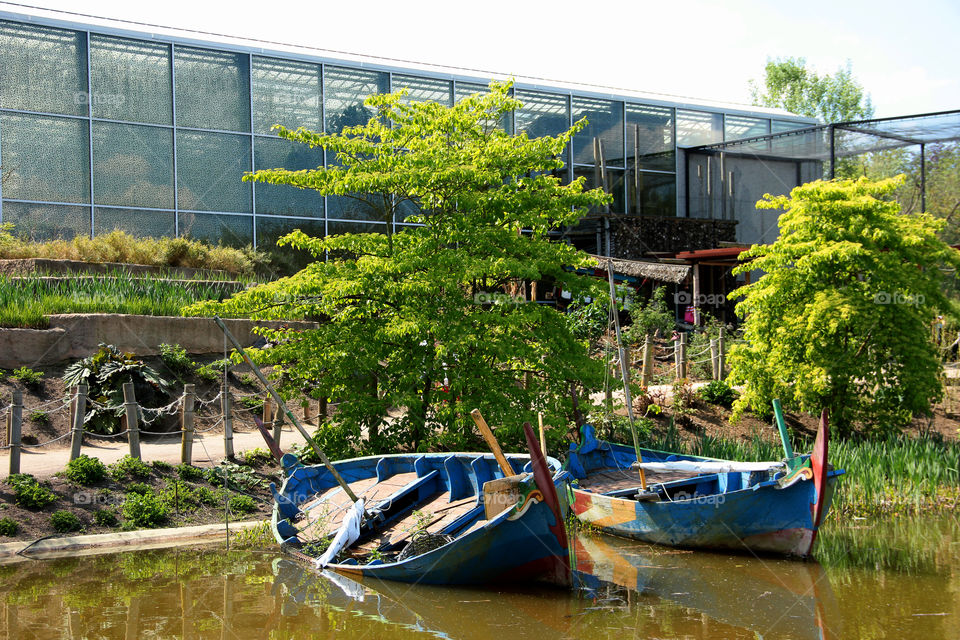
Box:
188;81;609;454
728;176;960;435
750;57;874;123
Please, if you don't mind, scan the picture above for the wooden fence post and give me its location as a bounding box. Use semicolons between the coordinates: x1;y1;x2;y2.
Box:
123;382;140;460
303;399;315;426
8;390;22;475
718;326;727;380
641;335;653;386
222;390;234;460
710;339;720;381
270;396;283;447
678;332;688;380
181;384;195;465
318;397;327;424
69;385;87;461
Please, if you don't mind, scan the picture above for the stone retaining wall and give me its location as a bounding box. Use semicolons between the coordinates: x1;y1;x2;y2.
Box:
0;314;318;368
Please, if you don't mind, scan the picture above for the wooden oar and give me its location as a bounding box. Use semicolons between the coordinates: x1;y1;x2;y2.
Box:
772;398;800;471
537;412;547;456
470;409;514;477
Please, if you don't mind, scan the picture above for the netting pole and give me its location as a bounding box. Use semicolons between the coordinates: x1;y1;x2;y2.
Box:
181;384;195;465
69;385;87;461
9;390;22;475
123;382;140;460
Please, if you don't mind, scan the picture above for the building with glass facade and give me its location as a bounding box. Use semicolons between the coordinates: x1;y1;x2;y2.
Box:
0;10;814;255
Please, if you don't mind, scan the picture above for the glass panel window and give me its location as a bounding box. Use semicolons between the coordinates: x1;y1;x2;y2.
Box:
327;194;391;222
253;136;324;217
0;201;90;240
324;66;389;133
327;220;386;236
392;75;452;106
0;113;89;203
178;212;252;247
573;165;624;214
725;115;769;141
93;122;173;209
515;89;568;139
772;119;809;133
572;97;624;167
95;207;175;238
677;110;723;146
90;35;172;124
455;81;512;132
174;47;250;132
626;104;675;172
628;171;676;216
255;216;325;270
176;131;251;213
251;56;322;135
0;21;87;116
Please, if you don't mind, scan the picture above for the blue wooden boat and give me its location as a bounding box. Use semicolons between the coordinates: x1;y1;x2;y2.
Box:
565;417;843;558
271;425;572;585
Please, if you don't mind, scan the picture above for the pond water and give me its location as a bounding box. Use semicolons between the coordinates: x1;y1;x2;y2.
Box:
0;515;956;639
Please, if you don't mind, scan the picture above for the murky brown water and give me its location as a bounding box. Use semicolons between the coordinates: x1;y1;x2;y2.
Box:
0;515;956;639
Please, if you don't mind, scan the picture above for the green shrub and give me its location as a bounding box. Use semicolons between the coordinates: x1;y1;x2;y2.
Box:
228;494;258;515
109;455;152;481
8;474;56;509
698;380;739;408
239;395;265;412
125;482;153;496
29;410;49;425
195;485;219;506
0;517;19;536
194;359;229;382
206;463;265;492
241;447;273;467
150;460;173;471
65;455;108;486
176;464;205;482
161;479;202;511
50;510;82;534
93;509;119;528
158;343;195;376
122;492;168;528
10;366;44;389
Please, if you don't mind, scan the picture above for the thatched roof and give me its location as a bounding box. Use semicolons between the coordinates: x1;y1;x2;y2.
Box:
587;255;691;284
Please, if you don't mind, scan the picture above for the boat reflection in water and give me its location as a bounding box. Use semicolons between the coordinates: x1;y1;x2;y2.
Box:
272;531;841;640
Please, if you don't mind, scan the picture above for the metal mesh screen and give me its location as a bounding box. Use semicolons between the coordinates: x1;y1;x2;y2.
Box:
0;112;89;203
92;122;174;209
176;131;251;213
393;75;452;106
572;97;624;167
89;34;172;124
327;220;386;236
255;215;324;249
253;136;324;217
251;56;322;135
0;20;87;116
324;66;389;133
178;212;252;246
515;89;568;138
94;207;175;238
1;201;90;240
174;46;250;132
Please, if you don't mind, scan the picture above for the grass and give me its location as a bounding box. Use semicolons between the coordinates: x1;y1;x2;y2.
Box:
0;227;268;276
640;421;960;518
0;273;241;328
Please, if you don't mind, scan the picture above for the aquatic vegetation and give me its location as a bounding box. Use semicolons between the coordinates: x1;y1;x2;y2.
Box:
229;521;273;549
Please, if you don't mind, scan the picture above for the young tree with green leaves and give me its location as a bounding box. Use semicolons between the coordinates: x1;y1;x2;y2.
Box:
187;81;609;455
728;176;960;435
750;57;874;123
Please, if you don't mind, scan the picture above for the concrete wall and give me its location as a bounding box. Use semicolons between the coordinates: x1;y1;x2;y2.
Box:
0;315;318;369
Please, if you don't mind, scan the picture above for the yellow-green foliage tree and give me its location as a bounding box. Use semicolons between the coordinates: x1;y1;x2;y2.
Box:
729;176;960;435
188;82;609;455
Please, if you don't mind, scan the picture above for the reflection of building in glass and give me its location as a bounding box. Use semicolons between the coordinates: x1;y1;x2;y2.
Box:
0;10;813;254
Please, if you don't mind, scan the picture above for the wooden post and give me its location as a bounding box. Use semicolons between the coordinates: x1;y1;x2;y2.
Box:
123;382;140;460
222;390;234;460
718;326;727;379
124;596;141;640
221;575;234;640
710;338;720;381
269;396;283;447
303;399;315;426
69;385;87;461
641;335;653;386
8;390;22;475
181;384;195;465
678;332;688;380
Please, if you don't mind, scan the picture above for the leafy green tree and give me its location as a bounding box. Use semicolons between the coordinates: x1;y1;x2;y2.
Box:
750;57;874;123
728;176;960;435
188;81;609;454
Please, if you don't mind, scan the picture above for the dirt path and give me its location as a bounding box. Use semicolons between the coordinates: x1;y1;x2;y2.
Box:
0;424;309;480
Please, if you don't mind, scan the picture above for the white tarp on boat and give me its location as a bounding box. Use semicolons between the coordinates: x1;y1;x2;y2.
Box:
634;460;785;474
316;498;365;568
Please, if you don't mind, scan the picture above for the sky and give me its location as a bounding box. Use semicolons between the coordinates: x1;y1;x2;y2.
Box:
2;0;958;118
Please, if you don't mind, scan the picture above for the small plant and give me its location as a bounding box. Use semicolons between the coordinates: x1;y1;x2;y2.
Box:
158;343;195;376
240;447;273;467
229;521;273;549
151;460;173;471
125;482;153;496
671;379;695;427
228;494;258;515
195;485;219;506
65;454;108;486
194;359;229;382
8;474;57;509
122;492;168;528
237;373;257;387
161;479;202;512
93;509;119;528
11;366;44;389
176;464;205;482
239;395;265;412
698;380;738;408
0;517;19;536
406;509;435;537
50;510;82;534
206;463;265;492
109;455;152;481
29;410;49;425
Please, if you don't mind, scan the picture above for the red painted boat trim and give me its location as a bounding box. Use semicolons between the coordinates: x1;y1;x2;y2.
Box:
523;422;570;585
807;410;830;556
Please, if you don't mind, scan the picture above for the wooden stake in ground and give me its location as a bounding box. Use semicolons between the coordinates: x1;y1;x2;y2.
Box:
181;384;196;465
122;382;140;460
69;385;87;461
8;390;21;475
